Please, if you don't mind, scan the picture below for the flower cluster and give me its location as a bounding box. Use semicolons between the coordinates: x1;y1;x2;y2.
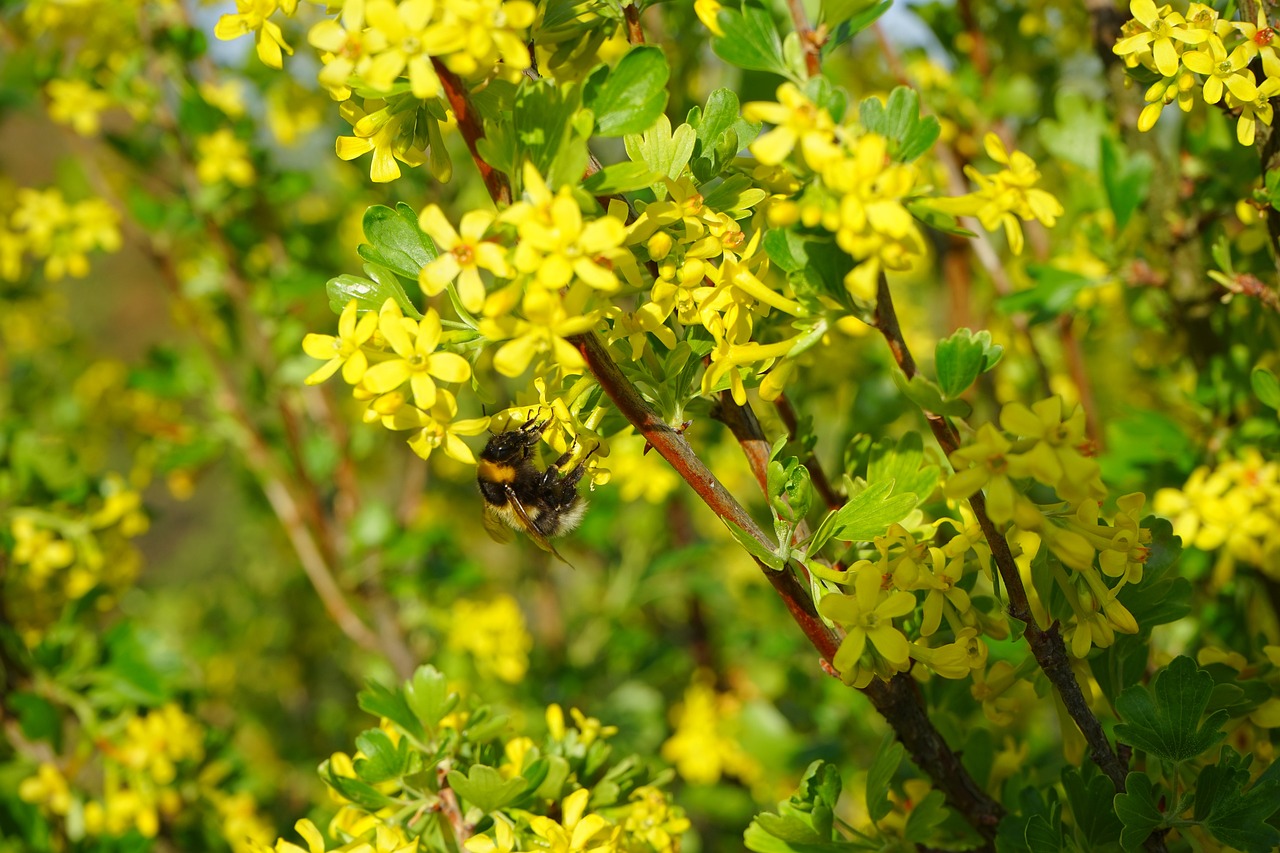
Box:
6;187;121;281
258;670;687;853
1114;0;1280;145
446;594;533;683
945;398;1149;658
1154;448;1280;580
7;475;148;644
816;519;1001;687
216;0;538;183
19;703;209;840
660;671;763;788
923;133;1064;255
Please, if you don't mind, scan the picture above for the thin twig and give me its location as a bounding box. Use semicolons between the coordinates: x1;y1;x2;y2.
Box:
623;3;645;44
784;0;823;77
872;275;1167;853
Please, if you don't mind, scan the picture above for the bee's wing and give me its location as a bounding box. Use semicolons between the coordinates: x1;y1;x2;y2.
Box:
505;486;576;569
482;503;515;544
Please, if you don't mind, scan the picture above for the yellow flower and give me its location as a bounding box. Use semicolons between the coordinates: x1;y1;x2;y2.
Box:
661;673;761;786
196;129;256;187
363;0;450;99
384;392;490;463
818;567;917;678
528;788;618;853
446;595;532;681
18;763;72;815
361;300;471;408
694;0;724;36
46;79;112;136
465;820;519;853
418;206;511;313
481;285;601;378
1235;9;1280;79
435;0;537;78
507;165;632;293
308;1;370;99
214;0;294;70
1180;36;1256;105
1231;77;1280;146
303;300;379;385
1113;0;1209;77
744;83;842;170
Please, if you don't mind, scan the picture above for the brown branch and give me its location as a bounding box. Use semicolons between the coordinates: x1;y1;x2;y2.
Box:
785;0;823;77
433;60;511;205
434;60;1001;845
709;382;1001;844
872;275;1167;853
623;2;645;44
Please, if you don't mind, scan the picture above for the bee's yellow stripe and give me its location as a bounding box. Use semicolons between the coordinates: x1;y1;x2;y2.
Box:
477;459;517;484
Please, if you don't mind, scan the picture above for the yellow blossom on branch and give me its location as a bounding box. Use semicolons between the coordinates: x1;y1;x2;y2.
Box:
214;0;294;70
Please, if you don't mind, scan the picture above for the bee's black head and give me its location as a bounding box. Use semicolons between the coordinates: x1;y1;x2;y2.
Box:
480;418;550;463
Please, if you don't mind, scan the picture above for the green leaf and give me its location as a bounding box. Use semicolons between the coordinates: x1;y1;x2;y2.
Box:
1100;135;1153;231
10;692;61;749
353;728;408;783
1022;814;1064;852
701;173;769;219
1061;767;1123;848
584;46;670;136
810;481;917;551
866;432;939;506
934;328;1004;400
891;370;972;418
446;765;527;814
1038;91;1108;171
359;203;438;281
1196;747;1280;853
712;2;794;80
582;161;660;194
358;680;426;742
689;88;761;182
994;264;1099;325
906;788;947;840
1114;773;1164;851
624;114;697;199
404;665;458;730
1251;366;1280;411
323;758;399;810
858;87;939;162
724;519;785;570
822;1;891;54
745;761;854;851
326;273;416;318
865;733;903;822
1114;656;1229;763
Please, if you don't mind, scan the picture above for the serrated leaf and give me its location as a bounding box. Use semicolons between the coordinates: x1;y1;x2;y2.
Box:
360;203;438;280
712;2;794;80
584;46;670;136
690;89;761;181
1251;367;1280;411
1114;773;1164;851
446;765;527;814
357;680;425;742
865;735;902;822
858;87;938;162
1114;656;1229;763
1195;747;1280;853
934;328;1003;400
353;728;408;783
404;665;458;730
1022;814;1063;852
1061;767;1123;848
624;115;697;199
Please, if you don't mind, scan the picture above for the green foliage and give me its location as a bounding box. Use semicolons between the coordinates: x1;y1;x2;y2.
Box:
934;328;1004;400
858;87;941;162
1114;656;1229;765
584;46;670;137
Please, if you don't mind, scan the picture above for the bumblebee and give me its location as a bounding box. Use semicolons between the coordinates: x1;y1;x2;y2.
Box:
476;418;591;564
